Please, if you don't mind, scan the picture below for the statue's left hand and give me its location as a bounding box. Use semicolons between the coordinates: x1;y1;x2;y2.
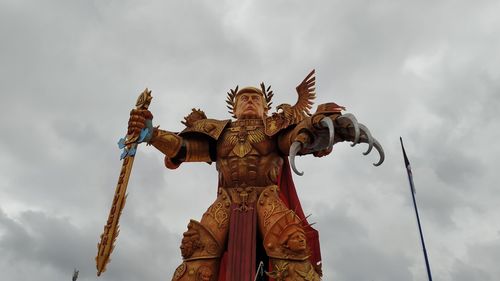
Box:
288;111;385;176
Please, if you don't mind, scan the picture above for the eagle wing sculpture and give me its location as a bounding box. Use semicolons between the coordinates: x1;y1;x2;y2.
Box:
276;69;316;125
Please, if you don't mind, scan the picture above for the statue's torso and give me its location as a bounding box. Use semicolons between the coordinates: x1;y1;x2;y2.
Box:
216;119;283;188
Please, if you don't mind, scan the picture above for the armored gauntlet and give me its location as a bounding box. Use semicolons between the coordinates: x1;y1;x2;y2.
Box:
149;128;183;159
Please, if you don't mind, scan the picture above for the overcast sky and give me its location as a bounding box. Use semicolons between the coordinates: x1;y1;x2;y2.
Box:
1;0;499;280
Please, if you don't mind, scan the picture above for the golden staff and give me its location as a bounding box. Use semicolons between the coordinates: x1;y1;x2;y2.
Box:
96;88;153;276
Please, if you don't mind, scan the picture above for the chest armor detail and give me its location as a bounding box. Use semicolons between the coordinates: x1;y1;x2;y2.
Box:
216;120;283;188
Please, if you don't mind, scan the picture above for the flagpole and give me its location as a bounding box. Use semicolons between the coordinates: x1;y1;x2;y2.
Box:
400;137;433;281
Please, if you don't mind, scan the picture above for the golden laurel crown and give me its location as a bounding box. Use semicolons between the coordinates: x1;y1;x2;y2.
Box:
225;83;274;118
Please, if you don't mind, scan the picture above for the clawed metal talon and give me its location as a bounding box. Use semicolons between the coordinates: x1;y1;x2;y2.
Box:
372;138;384;166
287;111;383;169
289;141;304;176
320;117;335;151
336;113;384;167
358;123;373;155
338;113;359;146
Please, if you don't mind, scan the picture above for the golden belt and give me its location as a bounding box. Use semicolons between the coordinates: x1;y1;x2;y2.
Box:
219;185;279;211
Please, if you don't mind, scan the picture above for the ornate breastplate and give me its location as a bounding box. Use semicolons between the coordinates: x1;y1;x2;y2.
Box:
219;119;269;158
216;119;283;188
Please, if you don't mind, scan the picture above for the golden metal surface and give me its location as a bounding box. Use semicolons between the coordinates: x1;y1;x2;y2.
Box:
185;138;211;162
96;89;152;276
180;119;230;140
150;130;182;158
95;156;134;275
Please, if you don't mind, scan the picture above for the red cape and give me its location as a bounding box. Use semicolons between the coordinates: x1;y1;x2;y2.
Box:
277;158;322;269
218;158;321;280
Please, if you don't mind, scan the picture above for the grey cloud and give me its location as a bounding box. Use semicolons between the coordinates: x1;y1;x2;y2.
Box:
0;208;92;279
1;0;500;280
315;204;413;281
0;206;182;281
451;260;492;281
450;237;500;281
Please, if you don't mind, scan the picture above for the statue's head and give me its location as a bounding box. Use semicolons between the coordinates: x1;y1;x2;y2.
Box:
234;87;267;119
226;84;273;120
180;223;202;259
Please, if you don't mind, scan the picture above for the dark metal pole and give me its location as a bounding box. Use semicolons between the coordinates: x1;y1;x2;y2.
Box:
400;137;433;281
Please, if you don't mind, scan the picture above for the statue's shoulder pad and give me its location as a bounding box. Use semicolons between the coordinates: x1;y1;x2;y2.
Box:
264;114;293;136
180;117;230;140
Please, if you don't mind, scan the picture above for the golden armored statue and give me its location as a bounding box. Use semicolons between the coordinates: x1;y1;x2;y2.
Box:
97;70;384;281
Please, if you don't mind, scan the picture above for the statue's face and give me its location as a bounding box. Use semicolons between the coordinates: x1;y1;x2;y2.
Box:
234;93;266;119
180;237;194;258
286;231;307;252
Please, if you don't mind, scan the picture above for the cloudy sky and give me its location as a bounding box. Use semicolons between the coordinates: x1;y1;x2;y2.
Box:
1;0;499;280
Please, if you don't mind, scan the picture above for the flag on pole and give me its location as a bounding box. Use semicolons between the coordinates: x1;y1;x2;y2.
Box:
400;137;416;194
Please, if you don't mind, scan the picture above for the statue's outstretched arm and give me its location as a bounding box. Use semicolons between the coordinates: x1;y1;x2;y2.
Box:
148;128;213;169
278;103;384;176
128;108;215;170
